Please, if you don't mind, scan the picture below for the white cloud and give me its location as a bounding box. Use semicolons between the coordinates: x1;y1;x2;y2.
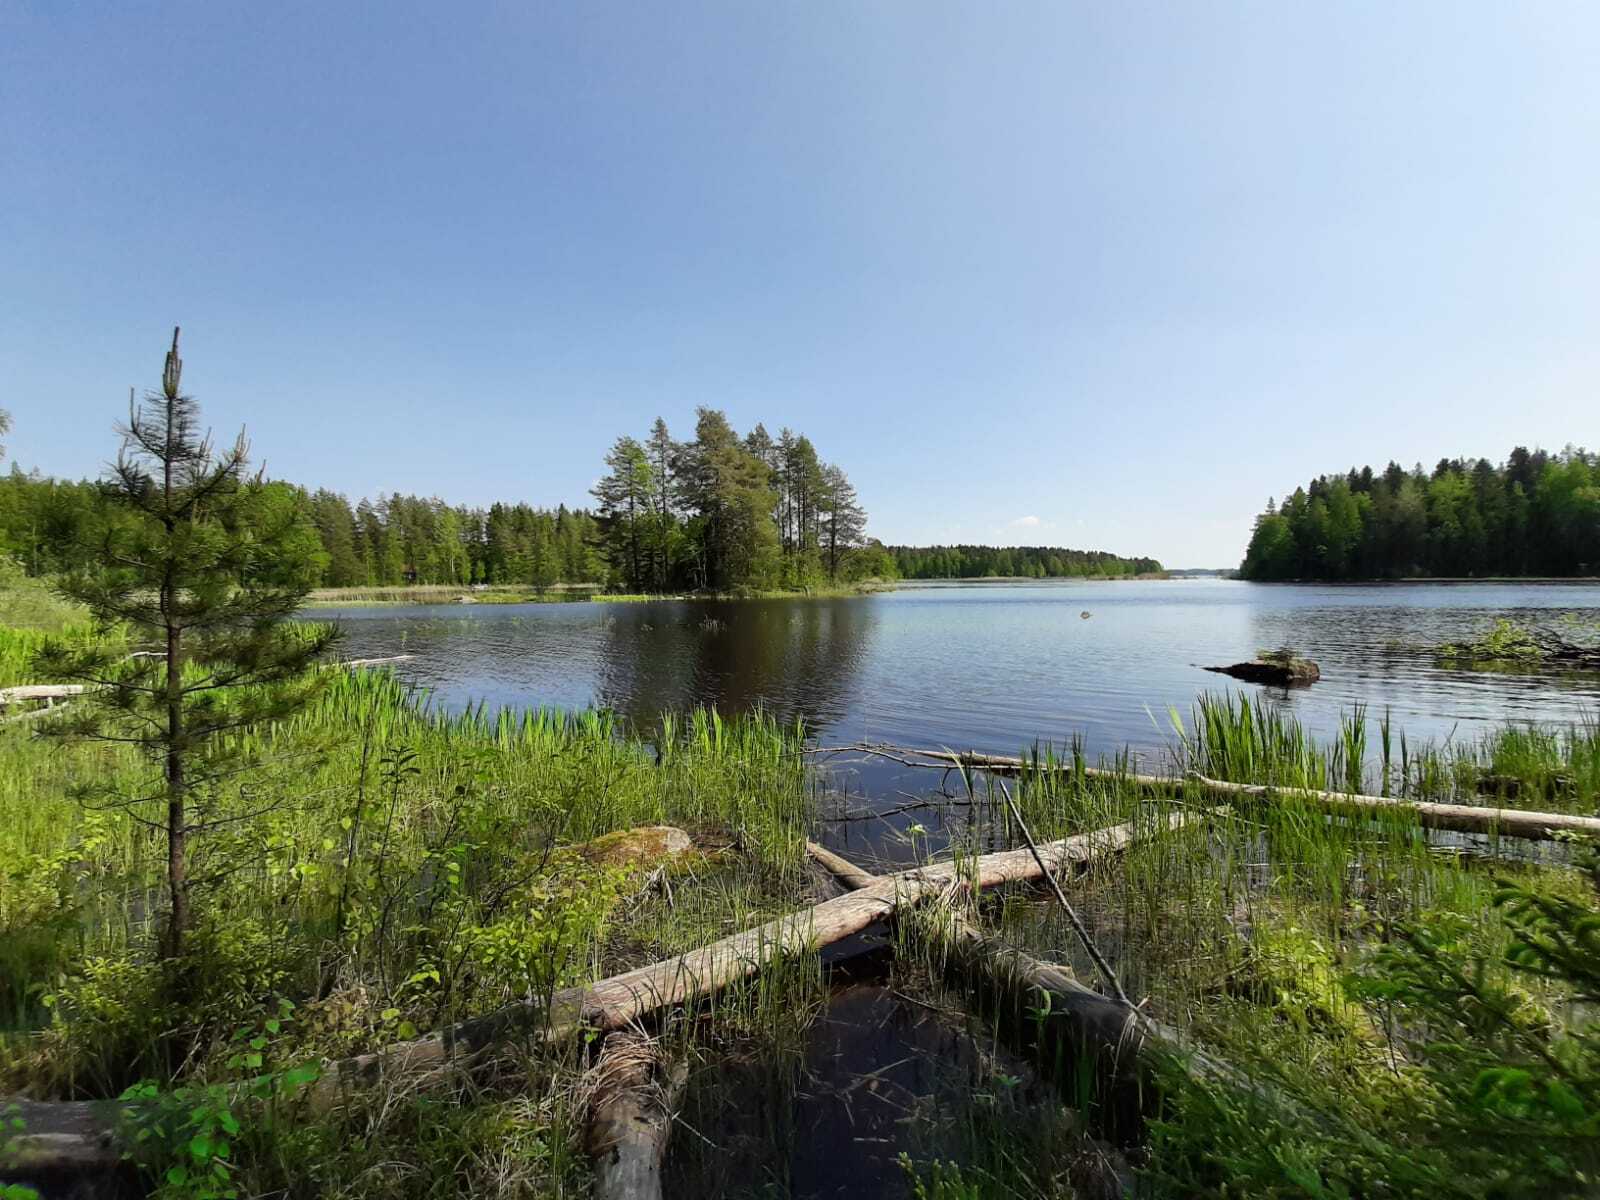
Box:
1007;515;1042;529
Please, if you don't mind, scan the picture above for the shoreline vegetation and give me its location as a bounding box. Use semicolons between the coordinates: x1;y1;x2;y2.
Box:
300;580;899;607
298;575;1179;607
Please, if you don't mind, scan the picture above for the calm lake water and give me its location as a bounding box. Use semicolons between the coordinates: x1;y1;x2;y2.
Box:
318;579;1600;772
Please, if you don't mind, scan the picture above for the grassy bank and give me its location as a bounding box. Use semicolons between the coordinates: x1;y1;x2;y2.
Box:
0;665;821;1196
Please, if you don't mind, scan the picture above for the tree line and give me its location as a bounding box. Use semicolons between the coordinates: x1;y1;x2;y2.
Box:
1240;446;1600;581
589;408;893;592
2;402;1179;593
888;544;1163;579
0;469;608;589
0;406;893;593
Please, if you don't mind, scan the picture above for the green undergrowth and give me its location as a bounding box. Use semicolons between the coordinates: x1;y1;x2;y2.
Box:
920;694;1600;1197
0;665;823;1197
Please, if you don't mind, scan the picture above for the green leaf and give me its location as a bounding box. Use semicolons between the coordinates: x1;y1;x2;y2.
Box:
282;1062;321;1088
1546;1080;1588;1122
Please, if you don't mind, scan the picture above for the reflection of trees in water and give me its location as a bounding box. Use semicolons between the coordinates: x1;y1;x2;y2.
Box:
594;598;877;733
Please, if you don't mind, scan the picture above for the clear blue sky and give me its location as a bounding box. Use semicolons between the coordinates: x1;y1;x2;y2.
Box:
4;3;1597;568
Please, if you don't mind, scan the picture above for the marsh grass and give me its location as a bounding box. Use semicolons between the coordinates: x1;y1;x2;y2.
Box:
7;651;1600;1196
898;692;1600;1196
0;663;833;1200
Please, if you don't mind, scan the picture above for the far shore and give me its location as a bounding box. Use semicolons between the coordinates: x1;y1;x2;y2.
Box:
302;581;897;607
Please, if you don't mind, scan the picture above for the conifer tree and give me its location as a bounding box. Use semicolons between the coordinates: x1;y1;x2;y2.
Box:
37;328;337;962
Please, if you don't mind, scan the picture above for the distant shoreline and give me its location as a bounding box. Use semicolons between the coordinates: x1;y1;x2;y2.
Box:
302;581;895;607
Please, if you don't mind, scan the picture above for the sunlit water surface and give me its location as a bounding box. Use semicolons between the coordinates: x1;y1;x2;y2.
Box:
316;579;1600;765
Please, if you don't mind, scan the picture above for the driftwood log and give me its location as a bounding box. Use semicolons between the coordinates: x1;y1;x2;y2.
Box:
312;815;1181;1107
0;685;86;707
0;658;406;708
805;839;1238;1135
336;655;416;669
833;745;1600;843
586;1033;686;1200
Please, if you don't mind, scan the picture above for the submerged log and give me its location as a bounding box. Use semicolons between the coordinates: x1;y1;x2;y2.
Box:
0;1096;128;1196
865;746;1600;843
336;655;416;668
586;1033;686;1200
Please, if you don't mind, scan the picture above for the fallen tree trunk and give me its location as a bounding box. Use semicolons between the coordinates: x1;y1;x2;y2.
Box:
312;815;1181;1109
0;656;404;716
586;1033;686;1200
806;838;1260;1142
1;703;71;726
7;816;1181;1173
842;745;1600;842
0;685;86;706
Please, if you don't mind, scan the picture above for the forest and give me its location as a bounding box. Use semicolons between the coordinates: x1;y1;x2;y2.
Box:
889;543;1162;579
2;419;1166;596
588;410;894;592
1240;446;1600;581
0;469;606;590
0;407;892;594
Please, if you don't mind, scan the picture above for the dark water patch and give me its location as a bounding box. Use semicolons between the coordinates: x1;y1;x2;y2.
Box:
665;978;1077;1199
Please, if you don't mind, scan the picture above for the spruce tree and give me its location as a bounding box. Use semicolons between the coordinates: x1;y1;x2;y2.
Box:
37;328;336;962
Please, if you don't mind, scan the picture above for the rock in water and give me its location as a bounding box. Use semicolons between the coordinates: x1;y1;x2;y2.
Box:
1203;657;1320;687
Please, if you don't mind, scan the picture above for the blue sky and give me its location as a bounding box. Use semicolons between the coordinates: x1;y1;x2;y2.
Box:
4;2;1597;568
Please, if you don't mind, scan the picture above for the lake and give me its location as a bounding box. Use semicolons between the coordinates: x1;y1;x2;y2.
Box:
317;579;1600;775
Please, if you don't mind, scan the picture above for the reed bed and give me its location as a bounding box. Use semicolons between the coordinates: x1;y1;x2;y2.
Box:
897;691;1600;1196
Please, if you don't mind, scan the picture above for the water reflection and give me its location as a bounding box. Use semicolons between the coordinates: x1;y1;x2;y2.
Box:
589;597;878;731
314;580;1600;764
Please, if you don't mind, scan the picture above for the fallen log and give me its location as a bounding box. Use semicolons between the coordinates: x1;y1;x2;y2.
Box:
835;745;1600;843
0;1096;127;1194
806;839;1259;1141
6;816;1181;1172
0;655;404;717
0;685;86;707
586;1033;686;1200
313;814;1180;1109
0;703;70;726
337;655;416;669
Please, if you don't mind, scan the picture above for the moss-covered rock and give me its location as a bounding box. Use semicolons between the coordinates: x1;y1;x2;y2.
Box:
574;826;693;872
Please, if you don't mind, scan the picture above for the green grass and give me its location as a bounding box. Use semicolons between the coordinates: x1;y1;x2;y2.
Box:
919;692;1600;1197
6;609;1598;1198
0;560;94;637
